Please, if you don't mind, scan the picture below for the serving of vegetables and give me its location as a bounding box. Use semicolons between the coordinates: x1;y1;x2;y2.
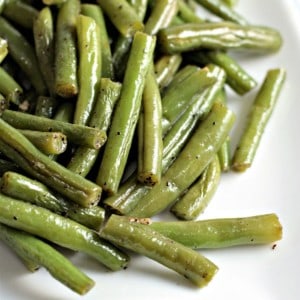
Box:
0;0;285;296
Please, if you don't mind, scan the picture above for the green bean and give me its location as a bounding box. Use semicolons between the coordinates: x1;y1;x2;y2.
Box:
54;0;80;98
150;214;282;249
0;0;4;13
67;78;122;177
97;0;144;37
232;68;286;172
0;93;8;114
0;17;46;95
190;50;257;95
158;22;282;54
0;223;95;295
73;15;101;126
100;214;218;287
104;66;226;215
171;155;221;220
53;102;74;123
220;0;238;7
43;0;67;5
111;0;147;80
2;110;107;149
0;194;129;271
138;66;163;186
0;118;102;207
2;0;38;29
96;32;156;195
81;4;114;79
145;0;178;35
154;54;182;90
129;102;235;218
34;96;58;118
194;0;247;25
33;7;55;96
177;0;204;23
1;171;105;230
0;67;23;104
161;66;217;133
0;158;19;176
0;37;8;63
19;130;67;155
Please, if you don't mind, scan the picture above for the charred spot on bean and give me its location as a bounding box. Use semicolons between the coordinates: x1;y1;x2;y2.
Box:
13;216;17;220
117;131;121;136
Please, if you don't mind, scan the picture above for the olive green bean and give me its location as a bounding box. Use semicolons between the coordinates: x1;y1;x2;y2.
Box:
43;0;67;5
0;37;8;63
158;22;282;54
2;0;38;29
150;214;282;249
0;93;8;114
0;223;95;295
0;67;23;104
171;155;221;220
2;110;107;150
1;171;106;230
154;54;182;89
100;214;218;287
0;17;46;95
0;194;129;271
19;130;67;155
34;96;58;118
129;102;235;217
96;32;156;195
145;0;178;36
104;66;226;215
54;0;80;98
73;15;101;126
190;50;257;95
33;7;55;96
232;68;286;171
81;4;114;79
177;0;204;23
67;78;122;177
0;118;102;207
97;0;144;37
138;66;163;186
194;0;247;25
220;0;238;7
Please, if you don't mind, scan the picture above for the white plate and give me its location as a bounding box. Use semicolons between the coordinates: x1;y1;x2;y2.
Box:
1;1;300;299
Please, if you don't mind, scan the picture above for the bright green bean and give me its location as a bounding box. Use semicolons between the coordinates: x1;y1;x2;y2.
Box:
100;214;218;287
54;0;80;98
1;171;106;230
0;17;46;95
129;102;235;217
96;32;156;195
232;68;286;171
0;194;129;271
0;223;95;295
151;214;282;249
158;22;282;54
0;118;102;207
171;155;221;220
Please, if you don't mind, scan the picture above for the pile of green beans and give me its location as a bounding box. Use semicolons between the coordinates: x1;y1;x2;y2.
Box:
0;0;285;296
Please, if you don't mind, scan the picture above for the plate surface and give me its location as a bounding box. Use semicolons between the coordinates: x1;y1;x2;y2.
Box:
1;1;300;299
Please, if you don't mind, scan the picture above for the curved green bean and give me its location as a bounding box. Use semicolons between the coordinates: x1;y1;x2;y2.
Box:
150;214;282;249
54;0;80;98
0;194;129;271
100;214;218;287
232;68;286;171
96;32;156;195
0;118;102;207
0;37;8;63
0;223;95;295
158;22;282;54
1;171;105;230
129;102;235;217
0;17;46;95
171;155;221;220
